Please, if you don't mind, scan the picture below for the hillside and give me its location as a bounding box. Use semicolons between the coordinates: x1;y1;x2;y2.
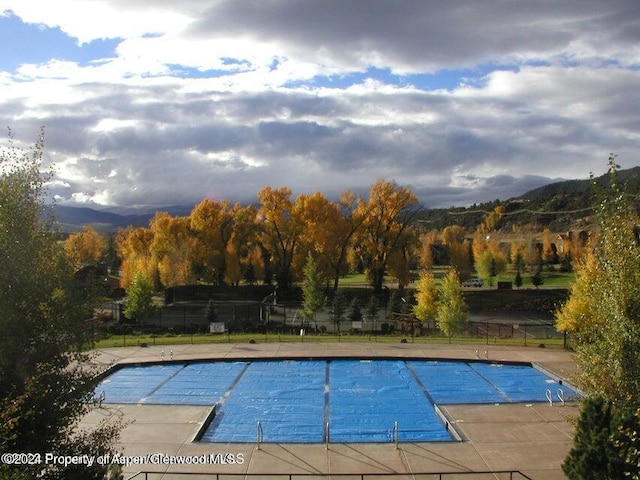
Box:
53;166;640;233
415;166;640;232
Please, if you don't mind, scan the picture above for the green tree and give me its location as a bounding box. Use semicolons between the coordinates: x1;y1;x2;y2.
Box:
413;272;438;326
124;271;157;322
514;269;523;289
348;298;363;323
562;397;619;480
301;254;326;328
557;157;640;405
531;264;544;289
436;269;468;338
563;396;640;480
557;157;640;477
365;296;380;329
330;290;347;334
205;299;218;323
0;130;121;479
475;249;507;287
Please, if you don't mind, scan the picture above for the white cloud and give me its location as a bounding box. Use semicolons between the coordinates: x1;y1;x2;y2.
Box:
1;1;638;208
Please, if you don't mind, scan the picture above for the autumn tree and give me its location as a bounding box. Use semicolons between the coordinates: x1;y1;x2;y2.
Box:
244;245;266;284
295;191;340;284
449;239;472;280
413;272;438;326
257;186;302;289
355;179;419;293
63;225;105;265
387;233;419;291
150;212;194;287
311;191;367;290
483;205;505;232
441;225;466;247
225;204;259;285
436;269;468;338
541;228;557;265
189;199;235;285
417;230;437;270
115;225;155;289
0;130;121;479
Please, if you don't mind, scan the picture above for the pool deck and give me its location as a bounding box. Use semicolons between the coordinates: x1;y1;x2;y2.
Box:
83;342;579;479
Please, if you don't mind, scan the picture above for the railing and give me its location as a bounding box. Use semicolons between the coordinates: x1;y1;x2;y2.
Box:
126;471;534;479
256;421;263;450
546;388;565;406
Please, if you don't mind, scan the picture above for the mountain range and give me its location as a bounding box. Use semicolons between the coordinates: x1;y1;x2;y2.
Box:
54;166;640;234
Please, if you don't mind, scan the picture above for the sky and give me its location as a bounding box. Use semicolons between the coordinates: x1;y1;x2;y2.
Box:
1;1;639;210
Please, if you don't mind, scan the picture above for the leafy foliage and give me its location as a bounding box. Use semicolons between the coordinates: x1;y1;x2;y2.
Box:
558;157;640;479
123;271;157;322
413;272;438;324
436;269;468;337
301;254;326;323
0;130;121;479
556;156;640;408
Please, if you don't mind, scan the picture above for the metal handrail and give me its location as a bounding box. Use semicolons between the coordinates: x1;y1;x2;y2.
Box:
126;471;534;480
257;420;263;450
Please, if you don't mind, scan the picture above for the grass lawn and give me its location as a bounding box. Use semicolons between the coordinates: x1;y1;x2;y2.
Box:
93;331;567;349
337;269;574;290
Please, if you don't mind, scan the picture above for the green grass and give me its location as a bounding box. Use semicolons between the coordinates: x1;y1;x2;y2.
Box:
336;269;575;290
93;332;568;350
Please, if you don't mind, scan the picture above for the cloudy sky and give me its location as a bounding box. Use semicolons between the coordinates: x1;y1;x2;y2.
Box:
1;1;639;210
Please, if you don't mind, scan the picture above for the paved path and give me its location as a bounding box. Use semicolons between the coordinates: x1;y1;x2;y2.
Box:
83;342;579;479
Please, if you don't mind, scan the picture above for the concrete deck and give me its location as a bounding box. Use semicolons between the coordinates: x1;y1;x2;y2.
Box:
82;342;579;479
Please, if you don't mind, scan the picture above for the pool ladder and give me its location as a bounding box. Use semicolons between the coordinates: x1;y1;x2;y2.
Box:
546;388;565;406
256;421;263;450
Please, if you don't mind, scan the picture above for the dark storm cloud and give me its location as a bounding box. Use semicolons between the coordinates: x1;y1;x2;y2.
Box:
190;0;640;70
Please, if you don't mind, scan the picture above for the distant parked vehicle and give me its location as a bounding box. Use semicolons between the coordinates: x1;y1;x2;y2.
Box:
462;278;484;288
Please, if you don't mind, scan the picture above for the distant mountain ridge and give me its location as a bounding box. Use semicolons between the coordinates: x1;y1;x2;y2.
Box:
53;166;640;233
53;205;191;233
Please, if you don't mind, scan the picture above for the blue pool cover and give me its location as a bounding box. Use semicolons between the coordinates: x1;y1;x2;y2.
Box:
96;359;576;443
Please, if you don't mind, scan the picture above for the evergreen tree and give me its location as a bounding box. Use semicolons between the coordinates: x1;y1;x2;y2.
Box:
330;290;347;334
531;264;544;289
205;299;218;323
563;397;617;480
348;298;363;323
301;254;326;328
365;296;379;330
0;130;122;479
388;290;403;315
514;269;523;289
563;396;639;480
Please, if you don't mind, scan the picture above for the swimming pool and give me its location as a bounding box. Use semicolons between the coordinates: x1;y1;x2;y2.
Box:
96;359;576;443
